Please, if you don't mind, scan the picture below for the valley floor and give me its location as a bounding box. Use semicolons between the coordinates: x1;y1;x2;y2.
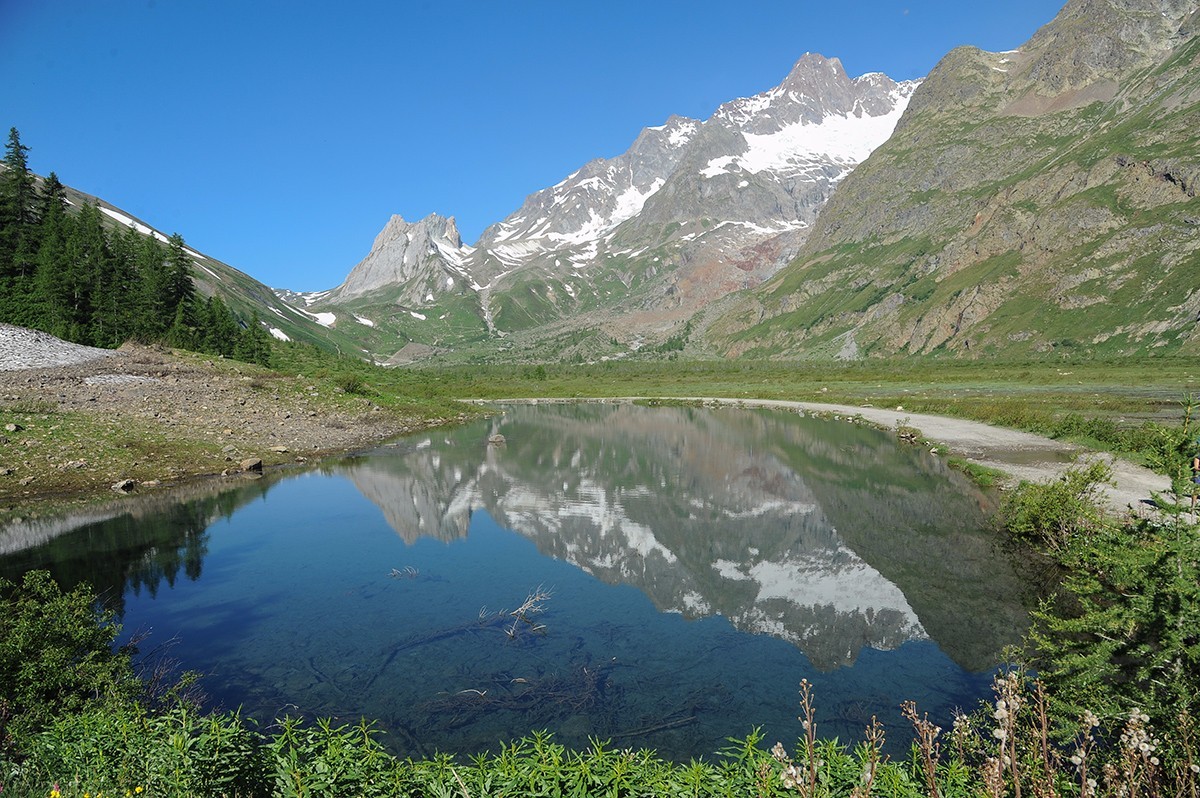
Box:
0;318;1185;521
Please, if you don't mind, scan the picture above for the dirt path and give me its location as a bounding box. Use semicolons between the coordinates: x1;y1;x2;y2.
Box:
477;397;1173;516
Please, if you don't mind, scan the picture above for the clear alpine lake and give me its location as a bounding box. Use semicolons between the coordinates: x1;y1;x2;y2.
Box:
0;402;1037;760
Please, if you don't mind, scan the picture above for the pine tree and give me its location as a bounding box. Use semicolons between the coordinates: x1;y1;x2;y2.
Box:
201;295;241;358
61;203;110;343
134;233;170;340
0;128;37;320
234;313;273;367
165;296;201;351
164;233;195;311
90;226;142;347
31;182;73;333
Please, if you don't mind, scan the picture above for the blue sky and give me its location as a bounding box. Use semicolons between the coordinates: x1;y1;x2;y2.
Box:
2;0;1065;291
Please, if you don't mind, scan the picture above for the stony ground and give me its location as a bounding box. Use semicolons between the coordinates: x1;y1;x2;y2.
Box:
0;324;463;509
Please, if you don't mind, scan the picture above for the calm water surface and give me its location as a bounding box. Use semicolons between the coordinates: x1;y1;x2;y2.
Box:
0;403;1035;760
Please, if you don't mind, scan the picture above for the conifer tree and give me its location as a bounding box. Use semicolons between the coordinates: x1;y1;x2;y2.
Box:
31;183;73;333
0;128;37;317
234;313;273;367
164;233;195;311
61;203;110;342
135;233;170;339
201;295;241;358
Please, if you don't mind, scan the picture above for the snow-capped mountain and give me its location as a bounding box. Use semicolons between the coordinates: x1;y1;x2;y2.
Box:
297;53;919;354
337;402;1025;671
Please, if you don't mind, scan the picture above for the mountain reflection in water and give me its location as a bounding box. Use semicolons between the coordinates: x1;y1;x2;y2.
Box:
0;402;1034;759
347;402;1025;672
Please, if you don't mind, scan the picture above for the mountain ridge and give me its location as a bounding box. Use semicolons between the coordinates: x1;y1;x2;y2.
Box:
288;53;919;362
708;0;1200;360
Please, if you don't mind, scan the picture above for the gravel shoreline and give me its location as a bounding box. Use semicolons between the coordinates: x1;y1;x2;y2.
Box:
0;325;460;508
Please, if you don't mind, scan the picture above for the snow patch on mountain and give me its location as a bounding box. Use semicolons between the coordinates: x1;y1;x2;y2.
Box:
98;206;169;243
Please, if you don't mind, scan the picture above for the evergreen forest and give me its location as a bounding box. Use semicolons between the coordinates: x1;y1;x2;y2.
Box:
0;128;272;366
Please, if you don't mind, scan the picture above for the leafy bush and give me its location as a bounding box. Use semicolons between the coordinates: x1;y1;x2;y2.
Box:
0;571;139;744
12;703;266;797
333;372;367;395
1000;460;1113;553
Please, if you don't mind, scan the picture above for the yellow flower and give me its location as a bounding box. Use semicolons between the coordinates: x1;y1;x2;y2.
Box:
136;789;145;795
50;790;62;798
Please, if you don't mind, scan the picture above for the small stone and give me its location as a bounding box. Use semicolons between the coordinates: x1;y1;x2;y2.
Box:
240;457;263;473
269;445;289;453
222;445;237;453
4;423;22;432
19;476;35;486
0;467;13;476
111;478;137;493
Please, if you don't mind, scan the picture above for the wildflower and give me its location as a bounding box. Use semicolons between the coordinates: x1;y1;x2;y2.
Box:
992;728;1007;740
771;741;789;763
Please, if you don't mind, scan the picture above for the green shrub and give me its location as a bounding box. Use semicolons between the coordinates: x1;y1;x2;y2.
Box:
1000;460;1113;553
333;372;367;395
0;571;139;744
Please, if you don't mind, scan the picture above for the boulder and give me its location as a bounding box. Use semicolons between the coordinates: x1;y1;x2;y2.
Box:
240;457;263;473
111;478;136;493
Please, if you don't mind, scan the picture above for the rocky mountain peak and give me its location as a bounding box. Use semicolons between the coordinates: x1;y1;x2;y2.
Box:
327;212;470;304
1011;0;1196;99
